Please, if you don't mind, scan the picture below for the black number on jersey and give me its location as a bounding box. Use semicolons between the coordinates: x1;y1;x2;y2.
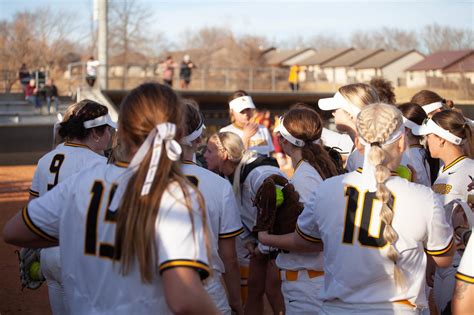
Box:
185;175;199;187
342;186;394;248
47;154;65;191
84;181;120;260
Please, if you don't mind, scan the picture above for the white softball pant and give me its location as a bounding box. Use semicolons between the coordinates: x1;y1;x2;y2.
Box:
41;246;69;315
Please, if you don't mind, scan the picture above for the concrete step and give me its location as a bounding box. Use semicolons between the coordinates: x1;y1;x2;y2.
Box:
0;114;59;125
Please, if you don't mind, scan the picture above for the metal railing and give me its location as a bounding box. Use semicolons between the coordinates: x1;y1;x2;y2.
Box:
65;62;294;93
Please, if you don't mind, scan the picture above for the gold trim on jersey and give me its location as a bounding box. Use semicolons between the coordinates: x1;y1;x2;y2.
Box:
294;159;304;171
409;144;423;149
219;227;244;239
159;259;210;280
114;161;129;168
442;155;466;172
28;189;39;197
182;160;197;165
296;224;321;243
22;207;58;242
425;237;454;256
64;142;92;150
455;271;474;284
393;299;416;308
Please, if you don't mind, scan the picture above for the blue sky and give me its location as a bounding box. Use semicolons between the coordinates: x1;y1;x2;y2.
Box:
1;0;472;45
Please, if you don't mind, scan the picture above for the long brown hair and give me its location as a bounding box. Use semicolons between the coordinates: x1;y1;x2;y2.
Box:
115;83;209;283
282;106;338;179
432;110;474;158
411;89;454;109
356;103;405;288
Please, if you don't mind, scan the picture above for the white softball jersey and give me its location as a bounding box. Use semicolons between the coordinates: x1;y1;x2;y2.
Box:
321;127;354;156
23;162;210;315
456;236;474;284
277;160;324;271
401;144;431;187
29;142;107;197
296;170;453;309
220;124;274;156
432;155;474;207
181;161;244;273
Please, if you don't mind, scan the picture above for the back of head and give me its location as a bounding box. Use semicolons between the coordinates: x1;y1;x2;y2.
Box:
410;90;442;106
398;102;427;125
182;99;202;137
356;103;405;287
339;83;380;110
283;106;338;179
432;110;473;158
58;99;108;141
116;83;202;283
369;77;396;105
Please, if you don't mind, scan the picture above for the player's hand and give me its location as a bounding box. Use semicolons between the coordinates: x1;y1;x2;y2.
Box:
243;122;258;139
257;231;269;244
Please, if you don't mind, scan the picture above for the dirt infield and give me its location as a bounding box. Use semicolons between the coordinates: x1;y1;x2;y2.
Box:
0;165;51;314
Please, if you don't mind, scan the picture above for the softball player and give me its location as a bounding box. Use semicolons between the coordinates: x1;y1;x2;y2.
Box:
273;106;339;313
220;90;274;156
180;101;244;314
28;100;114;315
452;229;473;314
413;110;474;312
4;83;218;314
398;103;431;186
204;131;285;315
317;83;380;172
259;104;455;314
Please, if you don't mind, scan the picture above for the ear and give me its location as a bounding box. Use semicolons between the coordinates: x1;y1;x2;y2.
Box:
398;133;407;153
354;137;364;154
220;149;228;161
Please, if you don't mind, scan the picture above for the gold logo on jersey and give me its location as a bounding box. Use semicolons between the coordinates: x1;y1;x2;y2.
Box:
432;184;452;195
249;139;268;147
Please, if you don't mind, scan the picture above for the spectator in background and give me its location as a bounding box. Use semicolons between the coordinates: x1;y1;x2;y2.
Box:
288;64;300;92
86;56;100;88
369;77;396;104
163;56;176;87
44;79;59;114
19;63;30;91
179;54;195;89
25;79;41;111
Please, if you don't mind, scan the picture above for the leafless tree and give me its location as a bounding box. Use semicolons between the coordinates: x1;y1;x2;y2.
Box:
351;27;418;50
308;34;347;50
421;23;474;53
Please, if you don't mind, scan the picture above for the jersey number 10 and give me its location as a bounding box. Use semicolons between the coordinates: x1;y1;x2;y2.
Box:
342;186;394;248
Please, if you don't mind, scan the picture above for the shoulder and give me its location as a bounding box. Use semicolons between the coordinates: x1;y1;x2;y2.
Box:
219;124;235;133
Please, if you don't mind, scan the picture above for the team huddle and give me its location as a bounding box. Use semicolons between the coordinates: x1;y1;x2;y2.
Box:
3;81;474;315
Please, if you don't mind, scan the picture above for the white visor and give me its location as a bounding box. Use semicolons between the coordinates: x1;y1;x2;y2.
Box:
83;114;117;129
181;123;206;146
413;118;463;145
422;102;443;115
318;92;361;117
274;117;305;147
402;116;421;134
229;96;256;113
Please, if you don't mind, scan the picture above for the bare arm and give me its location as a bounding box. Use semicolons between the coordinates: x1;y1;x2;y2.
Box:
258;231;323;252
3;210;58;248
218;237;243;315
162;267;220;315
452;280;474;315
430;243;456;269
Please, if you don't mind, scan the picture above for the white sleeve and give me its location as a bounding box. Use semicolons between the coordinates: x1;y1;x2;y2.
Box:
23;174;76;241
456;236;474;283
157;187;211;280
29;167;41;197
424;193;454;256
219;182;244;239
296;193;322;243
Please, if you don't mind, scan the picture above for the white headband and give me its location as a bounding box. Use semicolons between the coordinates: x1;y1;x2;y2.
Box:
274;117;306;147
402;116;421;133
422;102;443;115
181;123;206;146
229;96;256;113
109;123;182;210
358;123;405;192
83;114;117;129
413;118;463;145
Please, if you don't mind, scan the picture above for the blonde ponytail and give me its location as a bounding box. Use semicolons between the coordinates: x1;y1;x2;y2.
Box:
356;103;406;288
